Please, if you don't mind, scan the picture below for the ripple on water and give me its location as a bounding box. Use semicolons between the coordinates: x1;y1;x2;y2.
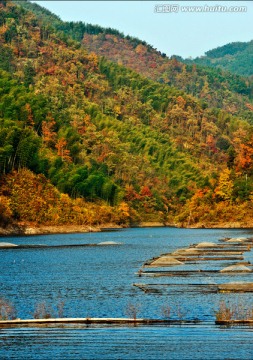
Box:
1;227;253;358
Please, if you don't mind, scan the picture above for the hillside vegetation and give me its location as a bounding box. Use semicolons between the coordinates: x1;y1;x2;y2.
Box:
13;1;253;120
185;41;253;77
1;1;253;230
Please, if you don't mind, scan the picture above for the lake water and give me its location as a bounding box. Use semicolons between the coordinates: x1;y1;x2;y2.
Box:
1;227;253;359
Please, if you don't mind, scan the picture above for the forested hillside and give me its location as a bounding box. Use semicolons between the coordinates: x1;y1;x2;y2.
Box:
12;1;253;121
185;41;253;77
1;0;253;230
82;34;253;120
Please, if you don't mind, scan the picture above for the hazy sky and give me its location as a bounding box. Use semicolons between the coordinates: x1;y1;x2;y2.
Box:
31;1;253;58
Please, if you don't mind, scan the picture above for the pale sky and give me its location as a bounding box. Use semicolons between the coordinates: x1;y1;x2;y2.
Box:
31;1;253;58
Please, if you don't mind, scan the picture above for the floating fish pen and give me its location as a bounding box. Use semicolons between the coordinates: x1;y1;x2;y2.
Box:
219;237;253;244
215;319;253;325
0;317;201;328
218;282;253;292
133;283;218;294
0;242;123;250
138;269;252;278
134;281;253;294
190;241;252;250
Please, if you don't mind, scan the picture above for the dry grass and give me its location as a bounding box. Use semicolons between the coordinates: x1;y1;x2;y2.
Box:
0;298;16;320
125;303;141;320
33;300;65;319
215;300;253;321
161;304;171;319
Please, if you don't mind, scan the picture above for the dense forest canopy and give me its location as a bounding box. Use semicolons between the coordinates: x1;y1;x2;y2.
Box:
185;40;253;77
1;0;253;229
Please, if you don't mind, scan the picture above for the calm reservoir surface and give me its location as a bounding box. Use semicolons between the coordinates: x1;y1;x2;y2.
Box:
1;227;253;359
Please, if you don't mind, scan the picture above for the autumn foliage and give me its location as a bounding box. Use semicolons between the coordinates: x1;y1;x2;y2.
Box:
0;169;131;226
1;1;253;228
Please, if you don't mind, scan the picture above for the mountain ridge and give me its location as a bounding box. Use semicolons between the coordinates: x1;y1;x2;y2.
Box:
15;1;253;118
1;1;253;230
184;40;253;77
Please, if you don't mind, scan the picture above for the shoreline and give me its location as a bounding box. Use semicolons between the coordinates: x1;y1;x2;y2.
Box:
0;222;169;237
1;221;253;237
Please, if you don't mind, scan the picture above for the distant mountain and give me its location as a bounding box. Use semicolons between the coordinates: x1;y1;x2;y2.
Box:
81;32;253;119
185;41;253;77
13;0;253;122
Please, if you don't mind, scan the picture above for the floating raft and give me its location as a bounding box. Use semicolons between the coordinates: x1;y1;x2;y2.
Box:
144;256;244;266
218;282;253;292
0;317;200;328
144;254;244;267
175;256;244;262
193;242;217;248
133;283;218;293
0;241;122;250
191;245;251;251
172;249;244;256
0;242;18;248
0;244;98;249
190;241;251;250
219;237;253;244
139;270;217;277
138;269;252;277
216;319;253;325
146;256;184;267
144;246;246;268
134;282;253;294
219;265;252;273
